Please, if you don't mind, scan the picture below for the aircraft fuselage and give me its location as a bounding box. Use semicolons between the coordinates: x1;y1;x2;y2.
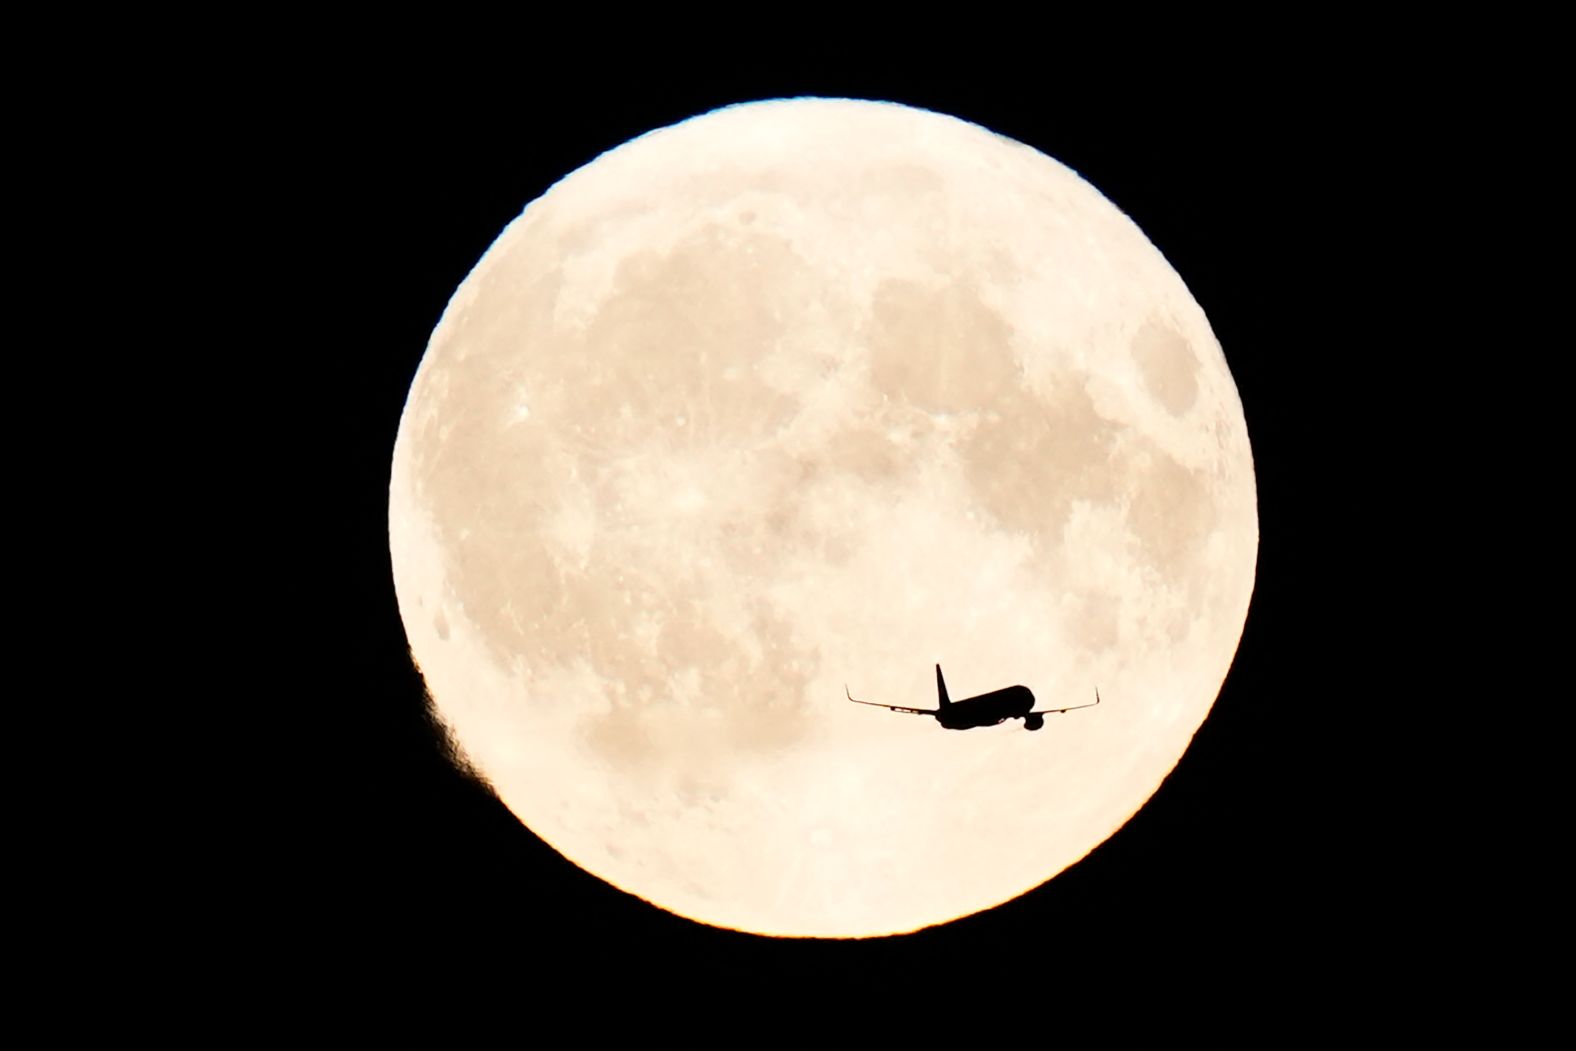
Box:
938;685;1036;730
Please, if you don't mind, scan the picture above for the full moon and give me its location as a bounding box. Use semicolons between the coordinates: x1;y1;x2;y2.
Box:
389;98;1257;937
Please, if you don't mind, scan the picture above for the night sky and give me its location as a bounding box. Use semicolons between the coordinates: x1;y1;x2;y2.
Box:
275;47;1392;995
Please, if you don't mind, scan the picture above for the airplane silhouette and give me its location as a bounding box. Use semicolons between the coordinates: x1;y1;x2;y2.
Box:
847;664;1099;731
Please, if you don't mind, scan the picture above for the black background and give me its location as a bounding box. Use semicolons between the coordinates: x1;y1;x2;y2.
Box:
270;45;1400;997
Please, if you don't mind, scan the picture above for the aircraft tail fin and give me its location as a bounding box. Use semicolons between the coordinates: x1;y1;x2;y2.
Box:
936;664;951;708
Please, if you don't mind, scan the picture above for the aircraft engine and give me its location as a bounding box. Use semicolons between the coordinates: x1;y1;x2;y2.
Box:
1024;713;1045;731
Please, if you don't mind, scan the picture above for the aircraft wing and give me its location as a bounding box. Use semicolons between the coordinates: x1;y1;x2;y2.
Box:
846;686;936;716
1030;688;1101;716
849;700;937;715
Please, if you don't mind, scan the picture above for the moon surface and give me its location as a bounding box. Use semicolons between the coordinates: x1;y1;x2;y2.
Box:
389;98;1257;937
